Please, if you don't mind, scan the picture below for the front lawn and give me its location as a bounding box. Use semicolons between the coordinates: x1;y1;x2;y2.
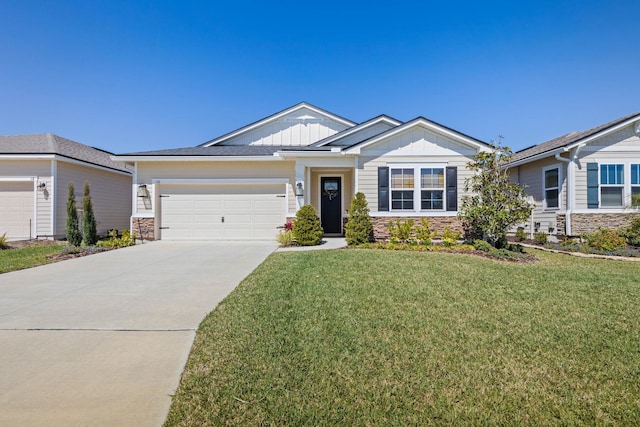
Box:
0;243;64;273
165;249;640;425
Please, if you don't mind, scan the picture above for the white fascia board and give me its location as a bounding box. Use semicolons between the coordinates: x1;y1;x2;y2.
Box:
0;177;36;181
152;178;289;185
345;119;489;154
508;149;565;167
203;103;356;147
566;117;640;151
52;155;132;176
112;155;283;162
0;154;55;160
275;150;346;158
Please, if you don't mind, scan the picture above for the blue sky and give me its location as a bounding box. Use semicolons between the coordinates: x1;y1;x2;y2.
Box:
1;0;639;153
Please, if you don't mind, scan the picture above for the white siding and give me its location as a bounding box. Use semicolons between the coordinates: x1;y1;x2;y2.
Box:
56;162;132;237
221;108;350;146
361;127;477;156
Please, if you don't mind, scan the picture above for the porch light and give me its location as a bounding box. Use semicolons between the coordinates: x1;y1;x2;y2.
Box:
296;181;304;197
37;182;46;191
137;184;149;198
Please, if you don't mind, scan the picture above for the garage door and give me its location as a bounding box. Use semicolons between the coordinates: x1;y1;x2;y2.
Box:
0;181;34;241
159;185;286;240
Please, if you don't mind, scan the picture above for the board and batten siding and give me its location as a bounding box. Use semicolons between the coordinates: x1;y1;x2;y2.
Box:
135;160;297;214
0;159;53;238
221;108;350;147
55;162;131;237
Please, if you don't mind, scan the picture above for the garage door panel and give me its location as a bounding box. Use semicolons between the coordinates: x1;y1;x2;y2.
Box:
159;185;285;240
0;181;34;241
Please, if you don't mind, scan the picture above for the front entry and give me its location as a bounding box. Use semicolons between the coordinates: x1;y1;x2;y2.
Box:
320;176;342;234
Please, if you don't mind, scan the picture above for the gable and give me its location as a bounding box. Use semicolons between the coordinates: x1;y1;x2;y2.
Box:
201;103;356;147
357;124;482;157
579;121;640;153
323;121;398;147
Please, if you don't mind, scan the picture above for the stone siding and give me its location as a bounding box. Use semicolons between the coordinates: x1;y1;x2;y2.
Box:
556;214;566;236
570;213;639;235
372;216;464;241
132;217;155;241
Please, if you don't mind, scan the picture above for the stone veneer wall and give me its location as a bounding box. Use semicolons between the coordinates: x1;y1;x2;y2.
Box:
556;214;566;236
132;217;155;241
570;213;639;235
371;216;464;241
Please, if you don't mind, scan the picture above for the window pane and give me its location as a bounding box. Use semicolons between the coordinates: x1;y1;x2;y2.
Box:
391;190;413;210
420;168;444;188
544;168;558;188
601;187;623;207
545;189;559;208
421;190;443;210
391;169;414;188
632;164;639;185
601;164;624;185
632;187;640;206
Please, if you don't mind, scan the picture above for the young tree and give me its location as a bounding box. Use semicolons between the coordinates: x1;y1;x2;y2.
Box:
293;204;324;246
458;143;532;247
66;183;82;246
82;180;98;245
345;192;374;245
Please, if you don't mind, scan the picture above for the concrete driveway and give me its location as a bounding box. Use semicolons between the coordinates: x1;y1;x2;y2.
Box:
0;241;277;426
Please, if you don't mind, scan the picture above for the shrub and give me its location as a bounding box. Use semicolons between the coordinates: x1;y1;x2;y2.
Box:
0;232;8;249
622;217;640;247
82;181;97;246
534;232;548;245
66;183;82;247
388;219;414;243
97;229;136;248
583;228;627;252
293;205;323;246
276;230;294;247
473;239;493;252
441;226;461;247
515;227;527;242
345;192;373;245
414;218;433;246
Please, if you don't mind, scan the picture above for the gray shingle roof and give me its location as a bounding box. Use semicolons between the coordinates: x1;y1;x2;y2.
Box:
119;146;283;156
0;133;130;173
511;112;640;163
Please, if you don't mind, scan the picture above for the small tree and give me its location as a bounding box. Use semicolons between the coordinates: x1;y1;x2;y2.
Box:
66;183;82;246
82;181;98;245
293;204;324;246
458;142;532;247
345;192;373;245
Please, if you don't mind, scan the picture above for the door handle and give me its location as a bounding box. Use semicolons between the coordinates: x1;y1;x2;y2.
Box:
221;216;225;223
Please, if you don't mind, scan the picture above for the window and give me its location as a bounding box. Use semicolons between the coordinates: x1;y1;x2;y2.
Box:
390;168;414;210
543;167;560;209
420;168;444;210
600;164;624;207
632;164;640;207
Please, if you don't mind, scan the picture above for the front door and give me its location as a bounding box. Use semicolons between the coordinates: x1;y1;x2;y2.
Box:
320;177;342;234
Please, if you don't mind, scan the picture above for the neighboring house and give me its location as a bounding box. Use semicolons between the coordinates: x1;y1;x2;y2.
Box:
113;102;492;241
0;134;132;241
509;112;640;237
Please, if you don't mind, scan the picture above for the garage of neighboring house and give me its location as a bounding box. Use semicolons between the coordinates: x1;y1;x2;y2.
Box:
0;180;35;241
157;182;287;240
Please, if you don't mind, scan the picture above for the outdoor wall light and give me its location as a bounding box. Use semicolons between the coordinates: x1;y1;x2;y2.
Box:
37;182;46;190
296;181;304;197
137;184;149;198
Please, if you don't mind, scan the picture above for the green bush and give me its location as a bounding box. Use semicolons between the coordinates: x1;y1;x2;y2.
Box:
414;218;433;246
388;219;414;243
276;230;294;247
82;181;97;246
97;229;136;248
293;205;323;246
622;217;640;247
0;232;8;249
66;183;82;247
345;192;373;245
441;226;461;247
534;232;548;245
473;239;493;252
583;228;627;252
515;227;527;242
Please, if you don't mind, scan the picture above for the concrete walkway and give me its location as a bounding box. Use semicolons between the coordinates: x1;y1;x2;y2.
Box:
275;237;347;252
0;241;277;427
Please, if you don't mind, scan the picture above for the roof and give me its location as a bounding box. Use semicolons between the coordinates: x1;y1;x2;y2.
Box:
0;133;131;173
308;115;402;147
511;112;640;163
199;102;357;147
118;146;283;156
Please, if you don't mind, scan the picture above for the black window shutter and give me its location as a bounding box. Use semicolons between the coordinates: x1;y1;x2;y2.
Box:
446;166;458;211
587;163;599;208
378;167;389;211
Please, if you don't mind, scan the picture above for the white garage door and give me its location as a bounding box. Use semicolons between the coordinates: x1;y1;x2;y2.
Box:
159;185;286;240
0;181;34;241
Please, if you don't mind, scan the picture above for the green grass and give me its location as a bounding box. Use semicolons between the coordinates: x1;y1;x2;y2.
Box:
0;244;64;273
165;249;640;426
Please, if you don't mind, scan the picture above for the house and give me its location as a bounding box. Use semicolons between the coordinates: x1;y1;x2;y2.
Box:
113;102;492;241
509;112;640;237
0;134;132;241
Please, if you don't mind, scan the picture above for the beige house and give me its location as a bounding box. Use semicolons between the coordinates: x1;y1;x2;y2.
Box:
0;134;132;241
113;102;492;241
509;112;640;237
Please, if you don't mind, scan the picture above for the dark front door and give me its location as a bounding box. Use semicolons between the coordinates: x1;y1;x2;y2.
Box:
321;177;342;234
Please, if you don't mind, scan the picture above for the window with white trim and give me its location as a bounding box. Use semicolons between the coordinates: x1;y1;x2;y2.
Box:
632;164;640;207
600;164;624;207
390;168;414;210
420;168;444;210
543;166;560;210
